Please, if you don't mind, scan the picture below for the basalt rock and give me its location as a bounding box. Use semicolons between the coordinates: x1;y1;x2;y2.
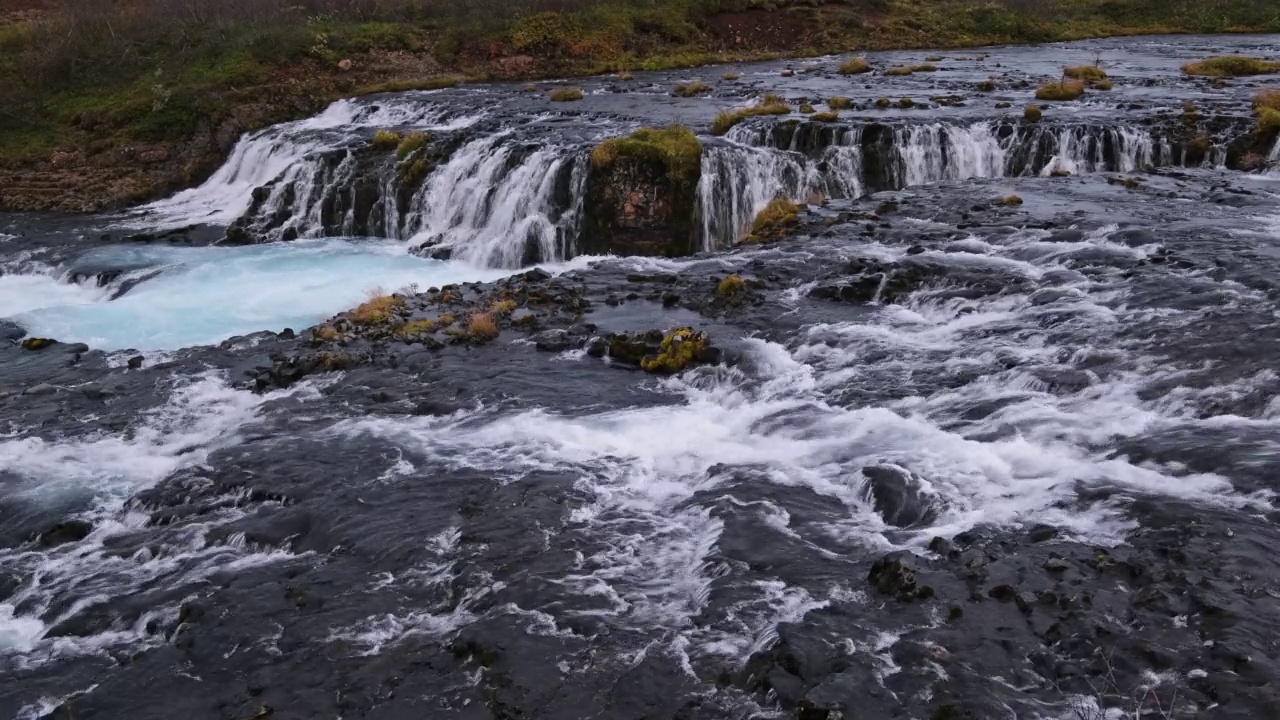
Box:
581;128;702;257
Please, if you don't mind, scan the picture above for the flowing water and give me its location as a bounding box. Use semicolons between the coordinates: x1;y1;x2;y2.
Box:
2;34;1280;720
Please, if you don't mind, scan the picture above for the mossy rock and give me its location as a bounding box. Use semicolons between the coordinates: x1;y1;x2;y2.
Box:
582;126;703;257
640;327;713;374
745;197;800;243
21;337;55;351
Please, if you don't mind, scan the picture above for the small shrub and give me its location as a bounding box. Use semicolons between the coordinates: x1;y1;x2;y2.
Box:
1036;80;1085;101
1182;57;1280;77
838;57;871;75
977;80;996;92
915;64;939;72
1024;104;1043;122
674;81;711;97
875;97;891;108
925;55;944;62
885;66;915;76
722;72;740;81
549;88;584;102
314;324;341;341
350;292;406;326
1064;65;1107;81
1001;194;1023;206
468;313;499;340
1093;79;1113;90
618;71;634;81
1182;100;1201;124
799;102;815;114
828;96;853;110
372;130;401;149
897;98;915;108
811;111;838;122
716;274;747;297
398;157;432;187
438;313;455;327
711;94;791;135
395;132;430;160
746;197;800;242
491;299;518;316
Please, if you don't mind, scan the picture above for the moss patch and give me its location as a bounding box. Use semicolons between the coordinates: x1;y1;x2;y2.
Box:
640;327;710;374
838;57;871;75
549;87;584;102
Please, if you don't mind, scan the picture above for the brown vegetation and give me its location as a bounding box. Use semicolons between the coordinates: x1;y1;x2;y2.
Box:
837;57;871;75
1036;79;1085;100
711;93;790;135
1182;56;1280;77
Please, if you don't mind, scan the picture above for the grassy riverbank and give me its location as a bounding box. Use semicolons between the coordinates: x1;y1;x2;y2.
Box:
0;0;1277;211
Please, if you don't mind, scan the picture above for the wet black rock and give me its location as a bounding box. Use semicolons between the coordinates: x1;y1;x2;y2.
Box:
862;465;937;528
0;320;26;341
868;553;929;601
37;519;94;547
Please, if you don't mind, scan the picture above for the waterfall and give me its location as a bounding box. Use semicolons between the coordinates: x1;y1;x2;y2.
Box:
696;143;808;252
403;135;589;268
1267;135;1280;175
894;122;1009;186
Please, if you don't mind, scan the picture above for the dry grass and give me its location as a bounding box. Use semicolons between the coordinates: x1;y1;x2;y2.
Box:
799;102;815;114
549;87;584;102
1001;194;1023;206
722;72;739;81
1036;79;1086;100
396;319;436;336
350;290;405;325
977;79;996;91
395;131;429;160
838;56;871;75
810;111;838;122
674;80;711;97
1024;104;1043;122
1182;56;1280;77
828;96;853;110
468;313;499;340
490;298;518;316
1254;89;1280;113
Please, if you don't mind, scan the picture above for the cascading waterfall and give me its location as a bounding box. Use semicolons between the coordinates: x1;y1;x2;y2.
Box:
697;142;808;252
1267;135;1280;175
403;136;589;268
894;123;1010;186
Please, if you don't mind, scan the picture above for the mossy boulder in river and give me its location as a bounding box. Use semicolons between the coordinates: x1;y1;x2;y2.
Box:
581;126;702;257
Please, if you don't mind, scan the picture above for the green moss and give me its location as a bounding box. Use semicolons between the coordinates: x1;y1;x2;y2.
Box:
640;327;710;374
799;102;815;114
21;337;54;351
591;125;702;188
1182;56;1280;77
810;111;839;122
398;157;432;187
716;274;747;297
395;132;431;160
875;98;891;108
1258;107;1280;134
355;76;463;95
396;320;437;337
372;130;401;149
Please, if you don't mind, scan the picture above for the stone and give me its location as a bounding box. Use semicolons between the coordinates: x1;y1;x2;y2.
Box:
23;383;57;396
127;355;145;370
338;58;353;72
0;320;26;341
862;465;937;528
139;148;170;164
38;520;94;547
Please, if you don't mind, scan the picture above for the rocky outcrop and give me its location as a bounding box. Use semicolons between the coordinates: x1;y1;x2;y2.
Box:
580;127;703;257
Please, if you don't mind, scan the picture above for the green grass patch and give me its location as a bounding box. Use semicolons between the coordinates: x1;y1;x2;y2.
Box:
711;93;790;135
828;97;853;110
1182;56;1280;77
1036;79;1086;100
837;57;871;75
590;125;702;188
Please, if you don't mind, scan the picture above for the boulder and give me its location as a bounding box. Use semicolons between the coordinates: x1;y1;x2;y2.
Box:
581;127;702;257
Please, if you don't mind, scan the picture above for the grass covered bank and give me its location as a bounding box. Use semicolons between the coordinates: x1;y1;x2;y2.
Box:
1;0;1278;211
